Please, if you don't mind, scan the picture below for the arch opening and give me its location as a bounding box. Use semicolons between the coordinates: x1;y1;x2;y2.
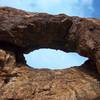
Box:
24;48;88;70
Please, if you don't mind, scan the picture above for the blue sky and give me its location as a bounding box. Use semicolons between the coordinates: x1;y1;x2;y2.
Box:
0;0;99;69
0;0;95;17
24;49;88;69
92;0;100;18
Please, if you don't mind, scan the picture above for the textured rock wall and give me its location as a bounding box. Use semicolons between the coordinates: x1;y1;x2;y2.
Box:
0;7;100;100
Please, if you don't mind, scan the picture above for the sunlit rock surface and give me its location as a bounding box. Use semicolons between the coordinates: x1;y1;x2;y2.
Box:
0;7;100;100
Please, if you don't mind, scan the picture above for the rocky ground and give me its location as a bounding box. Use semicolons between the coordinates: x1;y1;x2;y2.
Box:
0;7;100;100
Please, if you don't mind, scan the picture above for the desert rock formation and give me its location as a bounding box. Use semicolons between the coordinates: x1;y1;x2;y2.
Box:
0;7;100;100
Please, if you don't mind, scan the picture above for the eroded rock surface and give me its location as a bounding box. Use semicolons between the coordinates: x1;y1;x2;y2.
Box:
0;7;100;100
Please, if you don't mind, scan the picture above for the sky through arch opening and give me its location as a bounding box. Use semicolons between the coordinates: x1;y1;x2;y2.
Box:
24;48;88;70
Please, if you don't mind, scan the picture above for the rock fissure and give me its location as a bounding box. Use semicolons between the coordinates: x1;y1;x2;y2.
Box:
0;7;100;100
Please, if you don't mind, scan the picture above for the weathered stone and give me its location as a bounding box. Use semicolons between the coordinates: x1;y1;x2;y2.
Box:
0;51;100;100
0;7;100;100
0;7;100;73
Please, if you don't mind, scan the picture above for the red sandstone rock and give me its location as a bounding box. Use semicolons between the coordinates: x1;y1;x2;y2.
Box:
0;7;100;100
0;7;100;73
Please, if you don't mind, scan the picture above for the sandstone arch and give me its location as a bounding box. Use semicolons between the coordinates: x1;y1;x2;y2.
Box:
0;7;100;74
0;7;100;99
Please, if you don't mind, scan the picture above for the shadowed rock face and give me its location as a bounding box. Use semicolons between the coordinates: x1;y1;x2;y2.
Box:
0;7;100;100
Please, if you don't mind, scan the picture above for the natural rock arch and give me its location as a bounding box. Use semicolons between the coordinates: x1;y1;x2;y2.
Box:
0;7;100;74
0;7;100;100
